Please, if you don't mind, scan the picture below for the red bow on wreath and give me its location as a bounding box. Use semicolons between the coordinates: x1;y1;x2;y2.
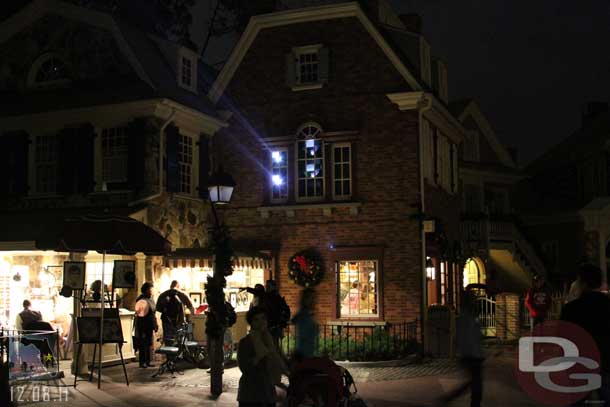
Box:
294;255;308;272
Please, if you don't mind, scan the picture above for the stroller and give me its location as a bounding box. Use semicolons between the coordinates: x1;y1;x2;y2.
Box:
285;357;367;407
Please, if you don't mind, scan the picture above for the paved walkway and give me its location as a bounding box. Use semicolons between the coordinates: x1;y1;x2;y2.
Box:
9;346;541;406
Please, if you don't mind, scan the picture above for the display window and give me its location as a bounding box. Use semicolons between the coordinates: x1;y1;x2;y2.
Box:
338;260;378;318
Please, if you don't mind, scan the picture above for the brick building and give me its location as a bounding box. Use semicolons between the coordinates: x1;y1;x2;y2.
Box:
207;1;465;335
516;102;610;287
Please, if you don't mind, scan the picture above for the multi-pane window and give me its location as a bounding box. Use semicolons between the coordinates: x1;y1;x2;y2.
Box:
101;127;128;183
181;56;192;87
297;125;324;200
35;135;57;194
178;134;193;194
296;50;319;84
271;149;288;201
333;143;351;199
338;260;378;318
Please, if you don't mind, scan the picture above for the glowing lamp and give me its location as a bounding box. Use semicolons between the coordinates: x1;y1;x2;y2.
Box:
426;257;435;280
272;151;283;163
272;175;283;186
208;168;236;204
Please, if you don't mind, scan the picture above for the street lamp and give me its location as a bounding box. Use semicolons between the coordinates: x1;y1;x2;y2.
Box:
206;168;236;396
426;256;435;280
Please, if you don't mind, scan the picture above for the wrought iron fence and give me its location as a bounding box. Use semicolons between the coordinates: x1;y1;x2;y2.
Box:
474;295;496;337
0;328;62;382
280;320;418;362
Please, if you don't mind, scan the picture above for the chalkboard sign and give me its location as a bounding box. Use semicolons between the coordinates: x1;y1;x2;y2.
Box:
76;317;124;344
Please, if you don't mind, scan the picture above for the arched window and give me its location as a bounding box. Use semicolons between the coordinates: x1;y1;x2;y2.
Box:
27;53;71;88
296;122;324;200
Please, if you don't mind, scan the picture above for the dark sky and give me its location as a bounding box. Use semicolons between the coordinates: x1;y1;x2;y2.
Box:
191;0;610;166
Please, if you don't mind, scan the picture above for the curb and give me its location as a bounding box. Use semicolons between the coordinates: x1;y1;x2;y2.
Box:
334;354;419;368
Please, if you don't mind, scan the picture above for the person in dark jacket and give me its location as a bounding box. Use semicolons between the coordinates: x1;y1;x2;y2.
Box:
237;306;288;406
134;282;158;368
155;280;194;344
561;264;610;403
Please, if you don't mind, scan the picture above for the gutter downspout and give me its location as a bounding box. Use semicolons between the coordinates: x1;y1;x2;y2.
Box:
418;94;432;355
129;109;176;206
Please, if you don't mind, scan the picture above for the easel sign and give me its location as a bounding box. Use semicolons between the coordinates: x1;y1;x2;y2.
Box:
63;261;86;290
76;316;124;344
112;260;136;289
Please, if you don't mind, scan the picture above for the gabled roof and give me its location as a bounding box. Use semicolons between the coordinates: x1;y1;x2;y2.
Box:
0;0;218;118
526;113;610;174
208;1;424;104
451;99;517;169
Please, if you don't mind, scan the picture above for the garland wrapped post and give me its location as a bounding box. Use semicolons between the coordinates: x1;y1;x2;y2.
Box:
205;223;236;338
288;249;324;287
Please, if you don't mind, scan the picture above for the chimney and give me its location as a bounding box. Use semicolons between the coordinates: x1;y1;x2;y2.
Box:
399;14;422;33
582;101;608;127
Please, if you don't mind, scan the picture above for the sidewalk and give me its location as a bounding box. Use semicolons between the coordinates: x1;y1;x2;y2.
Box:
10;345;539;406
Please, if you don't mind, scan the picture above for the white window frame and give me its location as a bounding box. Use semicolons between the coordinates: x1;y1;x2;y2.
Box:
178;133;194;195
177;49;197;93
34;134;57;194
270;147;289;202
101;127;128;184
27;53;71;89
295;123;325;202
332;142;352;200
338;259;380;319
293;44;323;85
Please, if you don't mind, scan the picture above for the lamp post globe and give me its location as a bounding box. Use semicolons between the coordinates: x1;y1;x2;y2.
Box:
208;169;236;205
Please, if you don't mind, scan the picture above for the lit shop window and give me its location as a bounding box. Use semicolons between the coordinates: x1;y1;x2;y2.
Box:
271;149;288;201
338;260;378;318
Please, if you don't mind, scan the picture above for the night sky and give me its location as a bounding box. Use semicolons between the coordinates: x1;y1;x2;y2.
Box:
192;0;610;166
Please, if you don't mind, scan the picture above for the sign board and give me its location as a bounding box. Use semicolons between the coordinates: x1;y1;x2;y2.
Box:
76;316;124;344
63;261;86;290
112;260;136;289
423;220;436;233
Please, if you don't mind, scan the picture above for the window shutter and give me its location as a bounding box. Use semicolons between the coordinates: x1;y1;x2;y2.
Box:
127;118;146;191
198;134;210;199
0;136;10;194
165;124;180;193
319;47;330;83
285;51;296;88
10;132;29;195
56;128;75;195
76;124;95;194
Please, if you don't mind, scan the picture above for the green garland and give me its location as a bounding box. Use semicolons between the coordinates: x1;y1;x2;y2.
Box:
288;250;324;287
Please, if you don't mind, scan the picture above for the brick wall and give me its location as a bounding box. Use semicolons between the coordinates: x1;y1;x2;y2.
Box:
495;292;520;342
215;16;432;324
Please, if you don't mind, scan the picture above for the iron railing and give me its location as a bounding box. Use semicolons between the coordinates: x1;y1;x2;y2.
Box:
280;320;418;362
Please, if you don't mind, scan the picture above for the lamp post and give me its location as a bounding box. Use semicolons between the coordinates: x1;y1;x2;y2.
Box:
206;168;236;397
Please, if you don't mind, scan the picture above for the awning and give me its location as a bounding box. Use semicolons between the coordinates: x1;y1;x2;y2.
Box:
164;247;272;270
0;209;170;256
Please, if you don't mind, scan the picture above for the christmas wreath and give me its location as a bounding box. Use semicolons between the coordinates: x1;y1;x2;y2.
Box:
288;250;324;287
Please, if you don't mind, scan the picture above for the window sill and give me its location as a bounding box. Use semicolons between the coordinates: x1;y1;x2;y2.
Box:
327;320;386;327
258;202;361;218
291;83;324;92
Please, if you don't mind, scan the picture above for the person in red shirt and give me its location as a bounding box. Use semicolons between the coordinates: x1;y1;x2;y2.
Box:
525;275;551;328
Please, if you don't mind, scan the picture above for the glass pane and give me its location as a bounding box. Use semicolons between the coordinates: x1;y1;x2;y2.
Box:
306;179;314;196
315;179;323;196
316;159;324;177
334;147;341;162
342;163;350;177
343;181;350;196
343;147;350;161
315;140;323;158
335;181;341;196
298;180;305;197
334;164;341;179
298;161;306;177
298;142;305;159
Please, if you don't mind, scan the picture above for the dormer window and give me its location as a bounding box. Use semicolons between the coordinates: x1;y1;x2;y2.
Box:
178;50;197;93
286;45;329;91
27;53;71;88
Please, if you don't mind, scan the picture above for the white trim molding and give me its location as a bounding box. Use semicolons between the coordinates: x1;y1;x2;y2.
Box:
387;92;465;144
208;2;422;104
258;202;362;218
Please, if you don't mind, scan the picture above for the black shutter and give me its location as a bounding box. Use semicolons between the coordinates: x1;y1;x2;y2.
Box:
76;124;95;194
198;134;210;199
0;135;12;195
165;124;180;193
12;131;29;194
56;128;75;195
127;119;146;191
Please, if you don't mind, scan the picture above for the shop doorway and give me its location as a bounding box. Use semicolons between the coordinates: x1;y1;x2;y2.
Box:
463;257;485;288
